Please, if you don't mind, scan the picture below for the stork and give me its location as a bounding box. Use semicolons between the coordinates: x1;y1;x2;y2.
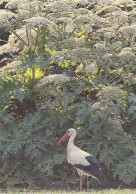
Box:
57;128;106;192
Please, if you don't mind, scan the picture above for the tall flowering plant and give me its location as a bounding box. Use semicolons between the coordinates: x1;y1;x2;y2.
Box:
0;0;136;189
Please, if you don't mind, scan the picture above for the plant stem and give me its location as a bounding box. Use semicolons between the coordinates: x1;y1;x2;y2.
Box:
109;69;128;84
105;63;108;83
32;66;35;80
90;72;108;86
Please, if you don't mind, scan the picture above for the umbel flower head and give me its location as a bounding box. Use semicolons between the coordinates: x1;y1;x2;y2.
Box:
24;17;54;27
121;47;132;52
73;7;92;17
102;53;113;61
68;48;91;61
0;43;12;55
114;0;135;7
54;17;73;25
98;86;124;103
118;51;136;66
98;26;116;33
73;15;91;25
93;43;106;51
37;74;71;87
119;25;136;36
74;0;89;8
108;116;123;130
59;37;85;49
92;102;101;110
44;1;72;17
0;9;16;26
104;32;116;39
51;51;65;62
5;0;28;10
114;41;122;48
110;11;128;24
84;63;96;73
15;0;42;12
0;60;22;72
96;5;121;16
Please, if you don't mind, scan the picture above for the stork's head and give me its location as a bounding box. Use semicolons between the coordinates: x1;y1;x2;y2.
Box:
67;128;76;136
57;128;76;144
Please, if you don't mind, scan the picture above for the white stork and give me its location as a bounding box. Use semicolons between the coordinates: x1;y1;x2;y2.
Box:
57;128;106;192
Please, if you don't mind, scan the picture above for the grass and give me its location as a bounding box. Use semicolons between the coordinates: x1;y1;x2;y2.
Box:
1;189;136;194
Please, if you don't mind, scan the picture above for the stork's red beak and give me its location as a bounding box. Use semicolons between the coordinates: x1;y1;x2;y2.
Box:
57;133;68;144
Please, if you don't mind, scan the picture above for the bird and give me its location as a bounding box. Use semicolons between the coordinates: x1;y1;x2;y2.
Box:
57;128;106;192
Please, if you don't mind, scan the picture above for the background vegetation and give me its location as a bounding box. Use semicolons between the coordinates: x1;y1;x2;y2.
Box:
0;0;136;190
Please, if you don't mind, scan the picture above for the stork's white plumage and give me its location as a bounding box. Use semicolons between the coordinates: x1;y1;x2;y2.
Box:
57;128;106;191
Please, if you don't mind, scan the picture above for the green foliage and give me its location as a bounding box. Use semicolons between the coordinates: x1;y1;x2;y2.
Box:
0;0;136;190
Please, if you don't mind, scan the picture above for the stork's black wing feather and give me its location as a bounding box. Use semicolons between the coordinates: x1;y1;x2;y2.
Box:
86;156;100;169
75;156;106;183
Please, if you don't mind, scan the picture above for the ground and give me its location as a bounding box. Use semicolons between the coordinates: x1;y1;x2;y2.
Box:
1;189;136;194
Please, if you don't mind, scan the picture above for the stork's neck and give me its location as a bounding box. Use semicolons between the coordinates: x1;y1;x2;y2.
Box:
67;131;77;165
67;132;76;148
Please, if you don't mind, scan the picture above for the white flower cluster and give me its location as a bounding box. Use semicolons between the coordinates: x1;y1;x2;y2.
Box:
111;11;128;24
54;17;73;25
18;9;30;17
132;43;136;52
18;0;41;12
0;9;16;26
98;27;116;33
74;0;89;8
93;43;106;51
98;86;124;102
0;44;11;55
73;7;92;20
118;51;136;65
69;48;91;60
96;5;121;16
74;15;91;25
51;51;65;61
102;53;113;60
0;60;22;71
108;116;123;129
114;41;123;48
131;7;136;17
60;37;85;49
92;102;101;110
84;25;92;33
1;0;136;79
65;22;75;33
114;0;135;7
84;63;96;73
119;25;136;36
91;13;108;25
37;74;71;88
5;0;28;10
93;0;114;9
44;1;72;17
25;17;54;27
121;47;132;52
9;60;22;67
104;32;116;39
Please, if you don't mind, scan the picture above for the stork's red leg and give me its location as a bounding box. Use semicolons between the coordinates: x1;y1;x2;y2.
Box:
80;174;82;191
87;176;89;192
